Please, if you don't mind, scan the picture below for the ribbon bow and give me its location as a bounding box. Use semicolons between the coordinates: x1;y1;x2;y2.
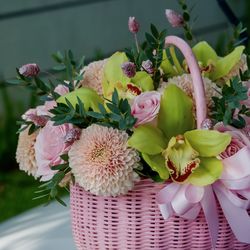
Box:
156;147;250;248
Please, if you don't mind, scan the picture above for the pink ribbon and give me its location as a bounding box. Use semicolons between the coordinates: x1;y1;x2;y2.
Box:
156;147;250;247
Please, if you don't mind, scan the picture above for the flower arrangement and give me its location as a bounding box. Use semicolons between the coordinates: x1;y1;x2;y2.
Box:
14;1;250;247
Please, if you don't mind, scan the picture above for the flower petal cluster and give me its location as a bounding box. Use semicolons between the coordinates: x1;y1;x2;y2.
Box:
16;128;38;178
69;124;140;196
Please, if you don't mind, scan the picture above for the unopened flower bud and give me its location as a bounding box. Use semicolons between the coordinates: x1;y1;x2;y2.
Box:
128;17;140;34
165;9;184;28
141;60;154;74
19;63;40;77
64;128;81;143
121;62;136;78
201;119;213;130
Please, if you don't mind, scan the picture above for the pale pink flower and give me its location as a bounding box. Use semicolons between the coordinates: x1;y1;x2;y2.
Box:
165;9;184;28
128;17;139;34
19;63;40;77
34;121;75;181
80;59;107;95
16;128;38;178
54;84;69;96
68;124;140;196
22;101;56;126
131;91;161;127
158;74;220;115
141;60;154;74
214;122;250;159
201;118;213;130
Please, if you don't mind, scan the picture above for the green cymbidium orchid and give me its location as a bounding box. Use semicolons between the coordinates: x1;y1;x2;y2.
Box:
164;130;231;185
57;87;103;112
128;84;232;185
102;52;154;99
192;41;245;82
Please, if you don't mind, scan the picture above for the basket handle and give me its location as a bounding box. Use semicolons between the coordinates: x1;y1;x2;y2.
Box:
165;36;207;129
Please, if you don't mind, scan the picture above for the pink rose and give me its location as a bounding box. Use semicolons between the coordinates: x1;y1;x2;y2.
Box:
54;84;69;96
131;91;161;127
215;122;250;159
22;101;56;126
215;123;250;181
34;121;75;181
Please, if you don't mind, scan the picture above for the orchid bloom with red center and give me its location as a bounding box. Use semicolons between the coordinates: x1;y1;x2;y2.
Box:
164;135;200;183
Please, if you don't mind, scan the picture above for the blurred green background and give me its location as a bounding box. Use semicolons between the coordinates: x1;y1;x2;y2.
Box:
0;0;250;222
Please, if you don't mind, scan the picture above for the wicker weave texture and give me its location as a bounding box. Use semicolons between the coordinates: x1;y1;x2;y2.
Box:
70;179;250;250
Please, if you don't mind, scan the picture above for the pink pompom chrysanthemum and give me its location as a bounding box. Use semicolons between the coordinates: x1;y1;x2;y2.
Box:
80;59;107;95
158;74;220;115
69;124;140;196
16;128;38;178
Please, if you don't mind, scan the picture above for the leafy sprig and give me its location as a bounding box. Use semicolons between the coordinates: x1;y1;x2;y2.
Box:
178;0;195;42
7;50;84;100
33;154;71;206
211;76;250;128
50;89;137;131
125;24;167;89
89;89;137;131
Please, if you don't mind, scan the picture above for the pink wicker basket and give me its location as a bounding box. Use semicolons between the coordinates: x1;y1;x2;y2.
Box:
70;179;250;250
70;36;250;249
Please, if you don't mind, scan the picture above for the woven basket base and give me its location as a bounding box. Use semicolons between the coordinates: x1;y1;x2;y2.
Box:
70;179;250;250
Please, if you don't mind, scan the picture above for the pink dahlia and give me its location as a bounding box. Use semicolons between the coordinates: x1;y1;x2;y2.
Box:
68;124;140;196
16;128;38;178
80;59;107;95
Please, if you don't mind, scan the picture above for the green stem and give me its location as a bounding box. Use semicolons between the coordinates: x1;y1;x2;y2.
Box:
169;46;184;74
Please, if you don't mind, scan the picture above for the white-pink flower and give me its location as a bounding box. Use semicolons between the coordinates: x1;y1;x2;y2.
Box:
54;84;69;96
34;121;75;181
131;91;161;127
22;101;56;126
215;122;250;159
165;9;184;28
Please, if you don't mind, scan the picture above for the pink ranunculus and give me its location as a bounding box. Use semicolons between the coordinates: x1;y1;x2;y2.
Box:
131;91;161;127
34;121;75;181
54;84;69;96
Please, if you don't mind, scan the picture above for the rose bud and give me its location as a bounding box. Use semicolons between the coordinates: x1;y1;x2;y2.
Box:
141;60;154;74
128;17;140;34
121;62;136;78
19;63;40;77
165;9;184;28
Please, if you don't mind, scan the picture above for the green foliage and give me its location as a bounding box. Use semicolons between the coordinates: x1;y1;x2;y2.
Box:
87;89;137;131
134;157;165;183
7;50;84;102
34;154;70;206
51;89;136;131
178;0;194;42
51;50;85;86
125;24;167;88
211;76;250;128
